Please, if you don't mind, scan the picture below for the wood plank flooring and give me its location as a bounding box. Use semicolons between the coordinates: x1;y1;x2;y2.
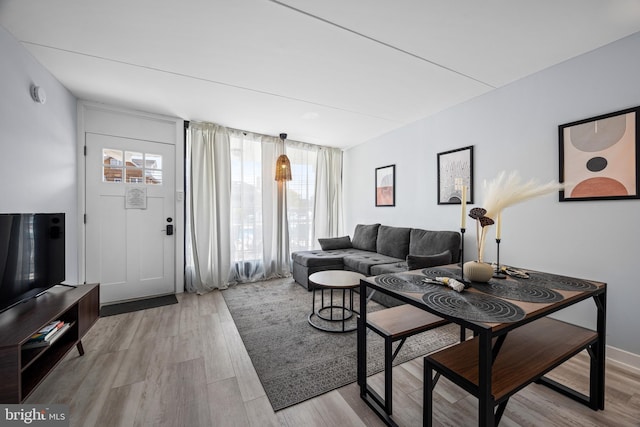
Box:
26;289;640;426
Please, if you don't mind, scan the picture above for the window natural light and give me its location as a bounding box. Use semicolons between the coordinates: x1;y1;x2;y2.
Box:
287;146;317;253
229;136;317;263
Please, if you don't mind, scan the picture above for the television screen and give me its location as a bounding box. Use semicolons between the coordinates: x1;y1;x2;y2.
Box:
0;213;65;313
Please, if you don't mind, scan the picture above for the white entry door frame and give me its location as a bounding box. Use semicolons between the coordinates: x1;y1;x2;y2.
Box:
85;134;175;303
77;102;184;301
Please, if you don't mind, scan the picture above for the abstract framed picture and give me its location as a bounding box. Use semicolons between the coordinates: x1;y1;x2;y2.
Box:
559;106;640;201
375;164;395;206
437;146;474;205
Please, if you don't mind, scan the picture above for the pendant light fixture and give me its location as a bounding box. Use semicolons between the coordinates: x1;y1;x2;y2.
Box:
275;133;292;181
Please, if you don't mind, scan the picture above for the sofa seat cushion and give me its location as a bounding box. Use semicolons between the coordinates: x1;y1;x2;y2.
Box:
343;252;403;275
291;248;372;268
370;250;454;275
291;250;344;268
370;261;408;275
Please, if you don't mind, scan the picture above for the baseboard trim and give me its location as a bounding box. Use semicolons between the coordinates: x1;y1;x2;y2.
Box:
607;345;640;372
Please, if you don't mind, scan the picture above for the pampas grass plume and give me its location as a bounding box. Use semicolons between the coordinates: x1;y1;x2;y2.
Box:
483;171;564;220
473;171;563;262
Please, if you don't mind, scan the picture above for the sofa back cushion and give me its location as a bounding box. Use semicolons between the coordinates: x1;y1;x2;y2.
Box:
409;229;461;262
376;225;411;259
317;236;352;251
406;250;452;270
351;223;380;252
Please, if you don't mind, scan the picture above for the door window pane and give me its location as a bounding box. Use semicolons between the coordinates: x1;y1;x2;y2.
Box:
102;149;124;182
103;167;123;182
145;153;162;169
145;170;163;184
125;151;143;183
125;151;143;167
101;149;163;185
145;153;162;185
103;149;123;165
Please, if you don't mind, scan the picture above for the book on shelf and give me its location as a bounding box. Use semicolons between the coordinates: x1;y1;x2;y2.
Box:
23;322;71;349
28;320;64;342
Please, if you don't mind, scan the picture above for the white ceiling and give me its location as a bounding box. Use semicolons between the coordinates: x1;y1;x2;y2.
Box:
2;0;640;148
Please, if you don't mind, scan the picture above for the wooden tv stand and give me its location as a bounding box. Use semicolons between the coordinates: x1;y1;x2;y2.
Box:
0;283;100;403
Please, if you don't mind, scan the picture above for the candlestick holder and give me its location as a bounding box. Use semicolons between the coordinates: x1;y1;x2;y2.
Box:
493;238;506;279
460;227;466;283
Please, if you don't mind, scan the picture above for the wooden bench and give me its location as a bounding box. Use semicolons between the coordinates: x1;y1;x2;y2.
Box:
424;317;599;425
366;304;451;415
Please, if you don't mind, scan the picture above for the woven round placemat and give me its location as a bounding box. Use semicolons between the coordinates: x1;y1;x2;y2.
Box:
470;280;564;303
374;272;440;294
524;270;598;291
422;289;525;323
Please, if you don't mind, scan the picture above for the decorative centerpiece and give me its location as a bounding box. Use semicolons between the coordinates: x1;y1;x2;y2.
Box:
464;207;495;282
463;171;562;282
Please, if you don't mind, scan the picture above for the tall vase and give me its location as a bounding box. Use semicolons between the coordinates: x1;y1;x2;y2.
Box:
463;261;493;283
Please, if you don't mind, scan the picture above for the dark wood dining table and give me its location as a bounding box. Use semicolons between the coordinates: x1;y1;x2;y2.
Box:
357;264;606;427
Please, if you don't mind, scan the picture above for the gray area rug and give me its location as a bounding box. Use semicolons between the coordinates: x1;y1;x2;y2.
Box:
222;278;459;411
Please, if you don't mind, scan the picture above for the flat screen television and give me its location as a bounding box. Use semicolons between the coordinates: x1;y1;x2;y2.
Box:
0;213;65;313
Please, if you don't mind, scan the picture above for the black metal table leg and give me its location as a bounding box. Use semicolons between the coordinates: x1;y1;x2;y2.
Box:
478;330;494;427
384;334;393;414
330;289;334;320
424;357;434;427
358;280;367;391
342;289;346;332
593;291;607;410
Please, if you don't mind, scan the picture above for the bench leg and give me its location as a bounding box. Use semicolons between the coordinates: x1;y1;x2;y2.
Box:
385;337;393;415
424;358;434;427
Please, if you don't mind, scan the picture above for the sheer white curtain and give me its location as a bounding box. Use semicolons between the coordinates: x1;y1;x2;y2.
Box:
286;141;319;252
186;122;232;293
313;146;344;245
228;130;289;282
186;122;341;291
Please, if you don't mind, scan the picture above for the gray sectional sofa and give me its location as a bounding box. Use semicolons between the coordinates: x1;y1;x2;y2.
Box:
291;223;460;305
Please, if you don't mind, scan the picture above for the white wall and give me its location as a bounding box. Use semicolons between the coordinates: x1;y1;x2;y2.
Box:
0;25;78;284
344;31;640;358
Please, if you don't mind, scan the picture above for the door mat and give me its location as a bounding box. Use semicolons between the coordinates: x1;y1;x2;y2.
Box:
100;294;178;317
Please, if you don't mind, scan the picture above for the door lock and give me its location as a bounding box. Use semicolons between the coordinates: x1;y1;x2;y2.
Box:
166;224;174;235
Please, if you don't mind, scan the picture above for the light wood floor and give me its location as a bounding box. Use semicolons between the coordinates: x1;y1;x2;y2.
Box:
27;289;640;426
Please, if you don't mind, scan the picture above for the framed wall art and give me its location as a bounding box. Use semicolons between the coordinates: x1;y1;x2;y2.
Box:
437;146;474;205
559;106;640;201
375;164;395;206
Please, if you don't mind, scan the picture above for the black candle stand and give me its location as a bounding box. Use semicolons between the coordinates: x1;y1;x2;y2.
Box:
493;238;507;279
460;227;465;283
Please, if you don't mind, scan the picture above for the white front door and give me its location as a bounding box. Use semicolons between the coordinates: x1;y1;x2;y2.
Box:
85;132;175;304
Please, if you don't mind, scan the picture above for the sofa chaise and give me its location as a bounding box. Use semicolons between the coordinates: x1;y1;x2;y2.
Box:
291;223;460;306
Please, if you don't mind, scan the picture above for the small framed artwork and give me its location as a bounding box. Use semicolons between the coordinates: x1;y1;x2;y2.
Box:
375;164;395;206
559;106;640;201
437;146;474;204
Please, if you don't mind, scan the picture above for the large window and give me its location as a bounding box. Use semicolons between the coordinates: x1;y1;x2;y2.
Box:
229;136;318;265
230;135;263;264
186;122;341;292
287;146;317;253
